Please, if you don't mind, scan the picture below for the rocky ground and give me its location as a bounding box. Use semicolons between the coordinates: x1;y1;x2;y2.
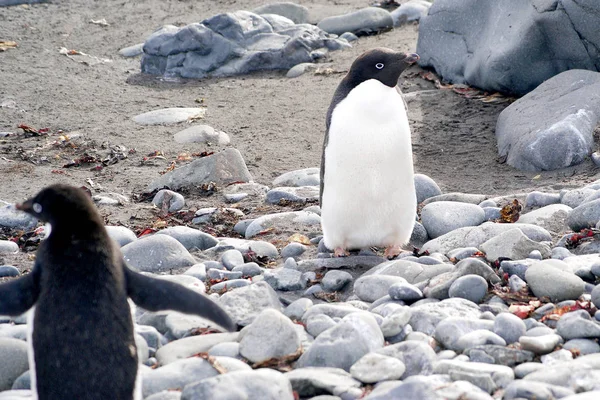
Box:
2;1;600;400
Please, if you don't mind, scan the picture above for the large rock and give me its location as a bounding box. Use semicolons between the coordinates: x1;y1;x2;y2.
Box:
122;234;196;273
146;148;252;192
141;11;349;79
317;7;394;36
496;70;600;171
252;2;310;24
418;0;600;95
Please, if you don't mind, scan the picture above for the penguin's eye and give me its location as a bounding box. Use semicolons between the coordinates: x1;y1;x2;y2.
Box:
375;63;384;70
33;203;42;213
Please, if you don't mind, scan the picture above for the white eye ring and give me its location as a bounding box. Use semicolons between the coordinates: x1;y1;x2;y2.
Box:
33;203;42;213
376;63;384;69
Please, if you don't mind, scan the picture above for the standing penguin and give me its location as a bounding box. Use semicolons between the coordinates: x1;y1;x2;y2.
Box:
0;184;235;400
320;48;419;258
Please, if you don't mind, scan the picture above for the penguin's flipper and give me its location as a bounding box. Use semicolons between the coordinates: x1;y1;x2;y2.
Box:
0;268;40;316
124;266;236;332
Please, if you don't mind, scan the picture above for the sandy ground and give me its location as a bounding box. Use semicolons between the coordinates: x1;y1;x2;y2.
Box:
1;0;599;266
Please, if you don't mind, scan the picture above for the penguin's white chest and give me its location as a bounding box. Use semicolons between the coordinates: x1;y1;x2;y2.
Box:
322;79;416;250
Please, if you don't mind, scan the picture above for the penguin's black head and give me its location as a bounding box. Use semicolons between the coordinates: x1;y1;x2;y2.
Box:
346;47;419;88
16;184;100;228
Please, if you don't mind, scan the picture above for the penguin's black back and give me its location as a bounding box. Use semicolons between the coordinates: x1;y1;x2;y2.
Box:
30;186;137;399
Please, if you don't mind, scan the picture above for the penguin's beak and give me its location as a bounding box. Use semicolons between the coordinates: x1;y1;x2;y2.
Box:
16;199;33;213
405;53;420;64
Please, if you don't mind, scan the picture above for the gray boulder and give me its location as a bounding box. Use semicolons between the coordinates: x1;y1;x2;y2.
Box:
141;11;349;79
496;70;600;171
122;234;196;272
146;148;252;192
318;7;393;36
418;0;600;95
252;2;310;24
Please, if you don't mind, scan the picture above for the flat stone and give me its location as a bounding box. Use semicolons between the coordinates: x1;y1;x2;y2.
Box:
317;7;393;36
105;225;138;247
156;226;217;251
503;380;575;400
434;317;495;351
563;339;600;355
433;360;514;389
526;191;561;208
122;234;196;272
173;125;230;145
181;368;294;400
0;338;29;391
422;193;488;206
354;275;409;303
218;281;282;326
421;201;485;238
350;352;406;383
375;341;436;378
119;43;144;57
556;310;600;340
155;332;239;365
147;148;252;192
518;204;572;234
568;198;600;232
211;237;279;259
133;107;206;125
264;267;306;291
285;367;361;397
266;186;319;204
519;334;563;355
410;297;482;335
245;211;320;239
0;204;38;230
273;167;319;187
465;345;534;367
252;2;310;24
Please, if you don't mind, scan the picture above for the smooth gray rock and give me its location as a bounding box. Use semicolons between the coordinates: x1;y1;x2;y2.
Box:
526;191;561;208
223;182;269;203
317;7;393;35
418;1;600;96
388;281;423;302
391;0;431;26
563;339;600;355
218;281;282;326
421;201;485;238
239;309;301;363
306;314;337;338
479;228;552;262
519;204;572;234
181;368;294;400
454;330;507;352
264;267;306;291
496;70;600;171
493;312;526;344
281;242;306;259
105;225;138;247
375;341;436;378
273;168;319;187
434;317;494;351
285;367;361;397
354;275;409;302
122;234;196;272
514;362;546;379
252;2;310;24
156;226;217;251
525;260;585;302
142;12;348;79
465;345;534;367
0;338;29;391
220;249;244;270
410;297;481;335
147;148;252;192
245;211;320;239
421;222;551;256
212;237;279;259
414;173;442;204
284;298;313;321
424;257;499;300
301;303;366;323
422;192;488;206
503;380;575;400
433;360;514;389
350;352;406;383
448;274;488;304
119;43;144;57
207;341;240;358
321;270;353;292
297;313;384;371
133;107;206;125
152;190;185;213
173;125;230;145
562;187;598;208
364;381;443;400
0;241;18;254
556;310;600;340
146;391;181;400
0;266;20;278
266;186;319;204
0;204;38;230
519;334;563;355
568;198;600;231
155;332;239;365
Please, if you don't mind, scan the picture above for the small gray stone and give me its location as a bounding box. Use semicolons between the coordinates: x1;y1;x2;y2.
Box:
231;262;263;277
208;279;250;293
321;270;353;292
133;107;206;125
340;32;358;42
409;297;481;335
514;362;545;378
156;226;217;251
211;238;279;259
183;263;207;281
122;234;196;273
273;168;319;187
220;249;244;270
526;191;561;208
568;198;600;232
306;314;337;338
525;260;585;302
364;381;442;400
434;317;494;351
181;368;294;400
281;242;306;259
391;0;431;26
0;241;18;254
155;332;239;365
207;341;240;358
414;173;442;204
286;63;317;78
239;309;301;363
119;43;144;57
152;190;185;213
541;349;573;365
284;298;313;321
318;7;393;35
0;338;29;391
448;274;488;304
503;380;575;400
0;266;20;278
424;257;499;300
264;267;306;291
508;274;527;292
173;125;230;145
480;228;551;262
433;360;514;389
354;275;408;302
375;341;436;378
421;201;485;239
388;281;423;302
105;225;137;247
465;345;534;367
206;269;242;280
252;2;310;24
0;204;38;230
454;330;507;352
146;148;252;192
218;281;282;326
350;352;406;383
563;339;600;355
518;204;572;234
297;313;384;371
266;186;319;204
556;310;600;340
493;312;526;344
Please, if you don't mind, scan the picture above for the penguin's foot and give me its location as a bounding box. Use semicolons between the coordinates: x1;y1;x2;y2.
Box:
384;245;403;259
334;247;350;257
